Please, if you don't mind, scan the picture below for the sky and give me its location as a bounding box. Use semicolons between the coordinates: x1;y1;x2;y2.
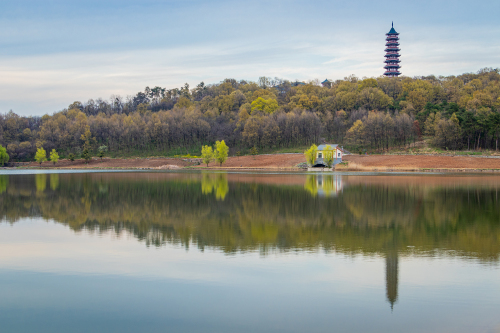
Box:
1;0;499;116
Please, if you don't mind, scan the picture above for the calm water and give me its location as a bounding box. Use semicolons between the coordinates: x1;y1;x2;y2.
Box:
0;171;499;333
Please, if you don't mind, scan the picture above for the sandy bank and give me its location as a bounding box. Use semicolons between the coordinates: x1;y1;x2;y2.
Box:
6;153;500;172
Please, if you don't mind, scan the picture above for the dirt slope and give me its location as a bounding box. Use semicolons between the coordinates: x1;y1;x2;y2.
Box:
22;158;192;169
11;154;500;171
345;155;500;170
197;154;305;169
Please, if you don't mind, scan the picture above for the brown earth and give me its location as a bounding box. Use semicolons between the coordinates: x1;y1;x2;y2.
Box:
196;154;305;169
10;153;500;171
19;157;192;169
344;155;500;171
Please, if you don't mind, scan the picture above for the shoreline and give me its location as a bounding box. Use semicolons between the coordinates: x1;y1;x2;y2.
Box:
3;153;500;174
3;165;500;174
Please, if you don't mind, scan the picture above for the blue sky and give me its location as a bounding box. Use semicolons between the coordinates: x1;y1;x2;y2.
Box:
1;0;499;115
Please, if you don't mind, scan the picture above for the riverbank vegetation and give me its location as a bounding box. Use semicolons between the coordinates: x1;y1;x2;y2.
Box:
1;68;499;161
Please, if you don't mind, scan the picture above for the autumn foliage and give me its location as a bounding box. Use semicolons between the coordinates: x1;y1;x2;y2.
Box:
1;68;500;161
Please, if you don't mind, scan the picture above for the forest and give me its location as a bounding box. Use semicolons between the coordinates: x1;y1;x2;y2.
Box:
0;67;499;161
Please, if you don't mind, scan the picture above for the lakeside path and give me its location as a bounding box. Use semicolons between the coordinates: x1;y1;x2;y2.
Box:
6;153;500;172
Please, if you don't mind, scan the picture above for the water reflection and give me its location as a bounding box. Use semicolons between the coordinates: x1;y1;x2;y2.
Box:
1;171;500;309
386;250;399;310
201;172;229;200
304;174;343;197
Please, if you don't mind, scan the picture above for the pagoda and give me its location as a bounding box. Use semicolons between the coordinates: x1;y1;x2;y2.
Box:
384;22;401;77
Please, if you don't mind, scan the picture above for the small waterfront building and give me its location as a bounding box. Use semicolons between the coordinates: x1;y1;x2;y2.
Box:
313;144;343;167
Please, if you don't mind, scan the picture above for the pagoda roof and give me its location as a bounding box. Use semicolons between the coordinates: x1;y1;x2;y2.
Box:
388;27;398;34
321;79;330;84
387;22;399;35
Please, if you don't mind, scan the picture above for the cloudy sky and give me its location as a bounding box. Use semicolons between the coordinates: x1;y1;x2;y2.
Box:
1;0;499;116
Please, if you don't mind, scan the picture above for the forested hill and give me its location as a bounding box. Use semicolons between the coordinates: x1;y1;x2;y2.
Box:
1;68;500;161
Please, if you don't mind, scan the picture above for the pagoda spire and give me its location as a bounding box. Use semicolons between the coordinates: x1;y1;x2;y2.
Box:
384;23;401;77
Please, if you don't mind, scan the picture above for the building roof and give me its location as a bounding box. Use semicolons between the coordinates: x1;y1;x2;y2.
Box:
387;22;398;35
321;79;330;84
317;144;340;151
388;27;398;34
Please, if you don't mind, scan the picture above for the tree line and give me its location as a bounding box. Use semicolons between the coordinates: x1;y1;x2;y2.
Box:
1;67;500;161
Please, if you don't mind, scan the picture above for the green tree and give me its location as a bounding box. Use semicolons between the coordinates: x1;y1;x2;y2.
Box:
323;145;334;168
201;145;214;167
68;153;75;162
0;145;9;166
304;144;318;166
214;140;229;167
488;112;500;151
98;145;108;160
50;149;59;165
251;97;279;114
82;148;91;163
345;120;366;146
80;126;96;151
35;147;47;166
250;146;258;156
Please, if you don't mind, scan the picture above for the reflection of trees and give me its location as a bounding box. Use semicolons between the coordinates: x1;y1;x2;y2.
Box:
50;174;59;191
304;175;318;196
304;175;342;197
0;175;7;194
0;173;499;261
35;174;47;192
201;173;228;200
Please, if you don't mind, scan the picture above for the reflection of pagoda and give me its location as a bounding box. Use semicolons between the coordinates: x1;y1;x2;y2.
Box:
384;22;401;77
385;250;399;310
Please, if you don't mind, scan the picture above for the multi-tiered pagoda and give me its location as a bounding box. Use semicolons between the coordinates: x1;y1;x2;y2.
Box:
384;22;401;77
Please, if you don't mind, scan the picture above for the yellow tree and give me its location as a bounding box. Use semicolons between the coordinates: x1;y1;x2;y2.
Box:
35;147;47;166
0;145;9;166
251;97;279;114
214;140;229;167
345;120;366;146
304;144;318;166
49;149;59;165
80;125;96;151
201;145;214;167
323;145;334;168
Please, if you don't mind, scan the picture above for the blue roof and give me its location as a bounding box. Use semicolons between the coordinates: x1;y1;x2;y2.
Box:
317;144;339;150
387;22;398;34
321;79;330;84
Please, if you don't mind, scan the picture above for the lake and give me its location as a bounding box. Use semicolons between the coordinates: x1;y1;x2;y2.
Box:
0;170;499;333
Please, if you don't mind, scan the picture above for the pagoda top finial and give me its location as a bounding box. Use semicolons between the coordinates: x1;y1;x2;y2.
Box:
388;22;398;35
